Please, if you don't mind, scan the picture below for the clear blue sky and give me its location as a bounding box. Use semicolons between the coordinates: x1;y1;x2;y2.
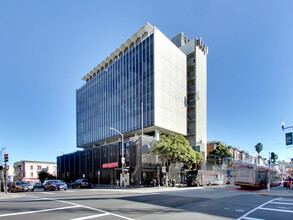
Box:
1;0;293;166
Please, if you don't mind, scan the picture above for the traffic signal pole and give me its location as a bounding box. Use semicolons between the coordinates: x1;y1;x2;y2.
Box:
4;154;8;194
268;152;270;192
4;162;7;194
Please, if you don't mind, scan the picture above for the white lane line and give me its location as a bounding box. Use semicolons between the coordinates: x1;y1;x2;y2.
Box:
259;207;293;213
38;196;135;220
41;197;83;207
236;198;280;220
39;192;55;194
77;204;135;220
0;205;80;218
270;201;293;205
70;213;110;220
241;217;265;220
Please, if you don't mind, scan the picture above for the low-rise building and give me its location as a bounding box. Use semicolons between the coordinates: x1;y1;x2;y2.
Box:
207;141;267;165
13;160;57;183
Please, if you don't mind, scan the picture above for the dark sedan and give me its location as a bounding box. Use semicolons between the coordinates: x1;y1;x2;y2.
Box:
43;180;67;191
72;179;92;188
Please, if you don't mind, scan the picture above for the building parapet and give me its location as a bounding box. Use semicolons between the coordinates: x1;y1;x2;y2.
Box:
82;23;154;82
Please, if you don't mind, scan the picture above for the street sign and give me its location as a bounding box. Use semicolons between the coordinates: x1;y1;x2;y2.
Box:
286;132;293;145
102;162;118;168
121;157;125;164
162;166;166;173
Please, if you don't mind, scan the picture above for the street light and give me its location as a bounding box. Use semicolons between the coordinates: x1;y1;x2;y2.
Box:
110;127;124;187
281;121;293;131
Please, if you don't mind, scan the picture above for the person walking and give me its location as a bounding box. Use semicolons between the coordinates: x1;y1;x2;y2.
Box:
116;179;120;189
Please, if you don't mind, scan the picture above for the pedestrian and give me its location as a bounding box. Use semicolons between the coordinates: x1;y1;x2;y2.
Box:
116;179;120;189
287;178;291;189
289;177;292;190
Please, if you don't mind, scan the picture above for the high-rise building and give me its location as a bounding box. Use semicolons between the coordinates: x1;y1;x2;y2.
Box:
58;23;207;185
171;33;208;159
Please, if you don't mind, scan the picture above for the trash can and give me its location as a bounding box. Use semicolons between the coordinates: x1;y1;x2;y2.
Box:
172;179;176;187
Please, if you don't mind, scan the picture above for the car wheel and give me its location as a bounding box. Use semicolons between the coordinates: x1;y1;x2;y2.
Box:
31;189;34;192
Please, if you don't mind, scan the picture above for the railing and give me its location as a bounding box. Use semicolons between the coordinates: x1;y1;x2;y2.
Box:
187;71;195;80
188;114;195;120
187;128;195;135
187;99;195;107
188;58;195;66
187;85;195;93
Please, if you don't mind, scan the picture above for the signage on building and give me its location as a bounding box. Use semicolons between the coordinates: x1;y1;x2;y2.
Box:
102;162;118;169
286;132;293;145
196;146;200;152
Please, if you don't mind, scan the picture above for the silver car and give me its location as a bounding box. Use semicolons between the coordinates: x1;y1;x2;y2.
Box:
10;181;34;192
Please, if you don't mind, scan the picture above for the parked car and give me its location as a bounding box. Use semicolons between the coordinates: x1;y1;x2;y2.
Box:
9;181;34;192
33;182;43;190
43;180;67;191
72;179;92;188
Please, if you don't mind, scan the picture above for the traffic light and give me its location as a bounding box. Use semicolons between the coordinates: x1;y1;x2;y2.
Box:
4;154;8;163
156;163;161;170
270;152;275;163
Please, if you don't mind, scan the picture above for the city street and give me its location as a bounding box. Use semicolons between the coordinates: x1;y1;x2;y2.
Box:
1;186;292;219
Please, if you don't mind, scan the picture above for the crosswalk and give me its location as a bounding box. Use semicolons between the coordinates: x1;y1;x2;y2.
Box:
237;198;293;220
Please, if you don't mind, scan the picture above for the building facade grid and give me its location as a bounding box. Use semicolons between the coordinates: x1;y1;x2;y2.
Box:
77;34;154;148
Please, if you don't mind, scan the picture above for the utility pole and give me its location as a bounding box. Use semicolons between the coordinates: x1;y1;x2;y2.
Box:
268;152;271;192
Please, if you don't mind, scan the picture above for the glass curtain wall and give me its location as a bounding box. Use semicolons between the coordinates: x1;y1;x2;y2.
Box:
77;34;154;147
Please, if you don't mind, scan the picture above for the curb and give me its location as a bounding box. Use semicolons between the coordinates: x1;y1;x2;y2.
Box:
257;192;293;199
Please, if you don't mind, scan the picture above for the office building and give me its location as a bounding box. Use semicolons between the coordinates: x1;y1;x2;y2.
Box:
58;23;207;185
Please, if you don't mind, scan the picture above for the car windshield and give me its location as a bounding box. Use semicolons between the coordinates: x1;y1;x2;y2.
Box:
50;180;63;184
21;181;30;184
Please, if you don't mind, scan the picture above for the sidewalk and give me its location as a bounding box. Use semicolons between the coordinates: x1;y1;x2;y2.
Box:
258;185;293;198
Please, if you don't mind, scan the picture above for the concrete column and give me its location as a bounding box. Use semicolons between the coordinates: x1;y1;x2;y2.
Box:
155;129;160;140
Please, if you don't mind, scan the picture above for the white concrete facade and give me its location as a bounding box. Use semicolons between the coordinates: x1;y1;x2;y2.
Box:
153;27;187;136
13;160;57;183
178;38;208;159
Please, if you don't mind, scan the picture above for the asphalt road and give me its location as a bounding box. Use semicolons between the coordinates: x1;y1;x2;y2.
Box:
0;186;292;219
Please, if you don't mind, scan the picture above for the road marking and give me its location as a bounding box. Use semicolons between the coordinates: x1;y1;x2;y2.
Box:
37;196;136;220
40;192;55;194
241;217;264;220
270;201;293;205
0;205;80;217
236;198;279;220
259;207;293;213
70;213;110;220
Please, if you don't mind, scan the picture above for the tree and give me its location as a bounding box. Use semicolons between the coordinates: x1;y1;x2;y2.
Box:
151;133;203;186
207;144;232;165
38;171;56;183
255;142;263;165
